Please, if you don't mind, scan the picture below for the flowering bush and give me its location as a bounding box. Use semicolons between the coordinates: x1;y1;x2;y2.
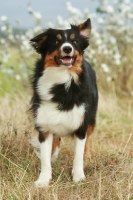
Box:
0;0;133;95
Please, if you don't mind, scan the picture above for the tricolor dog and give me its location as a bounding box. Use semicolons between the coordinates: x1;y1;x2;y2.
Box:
30;18;98;187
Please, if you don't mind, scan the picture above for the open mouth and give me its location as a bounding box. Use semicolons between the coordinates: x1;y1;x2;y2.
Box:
55;56;76;66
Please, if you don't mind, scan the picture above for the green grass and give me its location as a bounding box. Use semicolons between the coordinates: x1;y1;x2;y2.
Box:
0;49;36;96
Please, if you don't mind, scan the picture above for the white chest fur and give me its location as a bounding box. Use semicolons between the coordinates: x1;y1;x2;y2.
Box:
35;66;85;136
37;66;72;100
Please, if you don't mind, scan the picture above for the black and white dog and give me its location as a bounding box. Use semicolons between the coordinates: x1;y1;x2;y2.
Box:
30;18;98;187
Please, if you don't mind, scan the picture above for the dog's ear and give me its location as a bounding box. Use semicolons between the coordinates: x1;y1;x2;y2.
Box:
71;18;91;39
30;32;47;53
77;18;91;38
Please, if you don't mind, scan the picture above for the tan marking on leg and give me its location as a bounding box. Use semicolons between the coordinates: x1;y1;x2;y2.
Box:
84;125;94;162
52;137;61;155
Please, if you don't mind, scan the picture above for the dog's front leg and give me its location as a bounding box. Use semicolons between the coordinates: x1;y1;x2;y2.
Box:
72;135;86;182
34;133;53;187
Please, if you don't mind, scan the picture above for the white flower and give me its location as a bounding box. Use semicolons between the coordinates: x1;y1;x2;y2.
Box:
114;53;121;60
15;75;21;80
121;4;130;13
57;16;64;26
113;53;121;65
92;30;100;38
21;35;26;40
1;25;7;31
128;13;133;19
110;37;116;44
66;2;81;16
47;22;55;28
0;16;7;21
7;69;13;74
8;34;15;42
0;39;5;44
115;59;121;65
90;13;96;19
27;6;33;14
106;76;112;82
96;39;102;45
19;63;26;69
63;21;70;29
3;54;11;63
90;49;95;55
16;35;20;39
33;11;42;19
21;40;30;50
101;63;110;73
106;5;114;13
25;29;34;38
98;18;104;24
124;0;130;3
33;26;42;33
84;8;89;14
103;49;109;55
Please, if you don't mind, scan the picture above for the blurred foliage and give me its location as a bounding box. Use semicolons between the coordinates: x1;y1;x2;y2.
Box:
0;0;133;96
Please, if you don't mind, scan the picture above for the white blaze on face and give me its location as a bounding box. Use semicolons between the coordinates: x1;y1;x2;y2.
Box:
60;43;74;66
61;42;74;56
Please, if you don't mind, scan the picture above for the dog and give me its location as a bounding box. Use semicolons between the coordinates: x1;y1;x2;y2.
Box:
30;18;98;187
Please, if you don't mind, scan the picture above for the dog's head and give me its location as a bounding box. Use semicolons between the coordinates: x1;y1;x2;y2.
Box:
30;19;91;71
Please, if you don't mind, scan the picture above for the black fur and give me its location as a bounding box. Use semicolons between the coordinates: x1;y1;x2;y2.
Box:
30;59;44;118
30;18;98;141
50;61;98;139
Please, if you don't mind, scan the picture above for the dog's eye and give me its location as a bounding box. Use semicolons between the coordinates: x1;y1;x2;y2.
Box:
72;40;78;45
55;40;60;45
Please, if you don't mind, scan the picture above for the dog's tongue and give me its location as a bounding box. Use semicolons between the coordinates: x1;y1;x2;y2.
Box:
60;57;72;65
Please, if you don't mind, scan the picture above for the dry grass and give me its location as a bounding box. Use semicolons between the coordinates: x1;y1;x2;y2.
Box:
0;91;133;200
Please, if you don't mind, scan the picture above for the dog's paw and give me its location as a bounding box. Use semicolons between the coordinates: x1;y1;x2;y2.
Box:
34;171;52;187
34;180;50;187
72;169;86;182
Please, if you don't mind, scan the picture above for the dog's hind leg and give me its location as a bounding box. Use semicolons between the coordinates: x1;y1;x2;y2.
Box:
51;137;61;162
84;125;94;162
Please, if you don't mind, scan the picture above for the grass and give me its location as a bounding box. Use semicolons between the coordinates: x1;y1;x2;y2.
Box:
0;48;35;96
0;90;133;200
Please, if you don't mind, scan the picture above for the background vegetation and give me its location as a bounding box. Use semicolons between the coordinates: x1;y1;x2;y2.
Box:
0;0;133;199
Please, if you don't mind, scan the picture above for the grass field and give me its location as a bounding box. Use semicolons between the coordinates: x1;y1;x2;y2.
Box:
1;90;133;200
1;1;133;199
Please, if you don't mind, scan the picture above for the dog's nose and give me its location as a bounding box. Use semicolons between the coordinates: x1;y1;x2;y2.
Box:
63;46;72;54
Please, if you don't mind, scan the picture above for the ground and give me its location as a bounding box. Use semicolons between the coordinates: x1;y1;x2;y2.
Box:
1;92;133;200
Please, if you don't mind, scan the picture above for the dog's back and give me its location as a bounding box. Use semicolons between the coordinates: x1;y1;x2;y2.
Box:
30;18;98;187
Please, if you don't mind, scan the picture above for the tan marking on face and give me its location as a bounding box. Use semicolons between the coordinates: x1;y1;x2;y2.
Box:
73;40;77;45
37;36;47;47
57;34;62;40
45;50;60;68
70;33;75;40
68;50;83;82
52;137;61;155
